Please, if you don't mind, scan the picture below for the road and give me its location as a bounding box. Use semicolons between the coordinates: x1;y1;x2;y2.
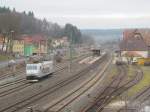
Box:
0;58;27;69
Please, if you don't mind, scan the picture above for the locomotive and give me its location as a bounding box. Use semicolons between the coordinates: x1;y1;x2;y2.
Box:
26;60;54;82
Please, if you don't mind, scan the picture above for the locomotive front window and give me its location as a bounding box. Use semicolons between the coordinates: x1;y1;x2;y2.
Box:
27;66;37;70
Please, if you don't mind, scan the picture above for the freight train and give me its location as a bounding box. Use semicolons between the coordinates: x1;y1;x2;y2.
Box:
26;60;54;82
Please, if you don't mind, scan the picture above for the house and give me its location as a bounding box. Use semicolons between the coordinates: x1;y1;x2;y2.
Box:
12;37;24;56
52;37;69;48
31;35;47;55
52;39;62;48
19;35;33;57
120;29;150;65
21;35;47;56
0;34;7;51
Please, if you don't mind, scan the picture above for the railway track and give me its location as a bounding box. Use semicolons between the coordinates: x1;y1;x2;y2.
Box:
0;54;87;86
133;86;150;102
0;62;64;85
83;65;143;112
0;54;90;106
0;54;89;98
0;63;70;98
115;67;150;112
42;54;111;112
0;77;26;88
137;87;150;104
82;65;127;112
129;68;150;104
104;73;142;112
0;67;25;80
116;66;144;112
0;55;85;98
0;54;88;81
0;54;108;112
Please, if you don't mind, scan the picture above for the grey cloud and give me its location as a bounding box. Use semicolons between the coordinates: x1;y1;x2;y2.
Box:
1;0;150;28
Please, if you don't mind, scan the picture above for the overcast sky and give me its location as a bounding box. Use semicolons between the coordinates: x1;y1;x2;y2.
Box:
1;0;150;29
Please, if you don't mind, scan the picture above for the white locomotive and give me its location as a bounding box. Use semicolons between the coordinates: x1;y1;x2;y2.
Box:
26;61;54;82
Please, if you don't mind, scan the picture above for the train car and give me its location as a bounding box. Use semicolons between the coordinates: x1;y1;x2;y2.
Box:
26;61;54;82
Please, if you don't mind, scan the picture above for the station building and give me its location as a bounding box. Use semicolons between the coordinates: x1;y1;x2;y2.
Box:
91;48;101;56
120;29;150;65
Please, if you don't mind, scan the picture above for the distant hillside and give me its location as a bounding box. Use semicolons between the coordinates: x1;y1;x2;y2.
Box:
0;7;82;43
81;29;123;41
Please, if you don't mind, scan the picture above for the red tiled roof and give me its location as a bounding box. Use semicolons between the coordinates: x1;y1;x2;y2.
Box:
120;29;150;51
31;35;47;43
123;51;142;57
21;35;32;43
20;34;47;43
120;39;148;51
123;29;150;46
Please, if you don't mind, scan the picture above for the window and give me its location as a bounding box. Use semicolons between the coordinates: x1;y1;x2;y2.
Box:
27;65;37;70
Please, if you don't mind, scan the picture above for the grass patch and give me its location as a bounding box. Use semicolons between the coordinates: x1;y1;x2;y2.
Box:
106;64;118;80
127;65;136;80
0;55;14;61
110;65;118;77
128;66;150;97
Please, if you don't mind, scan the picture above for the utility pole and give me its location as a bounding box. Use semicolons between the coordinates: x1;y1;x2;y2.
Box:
68;31;73;73
5;32;10;54
10;30;14;54
2;31;6;52
124;76;130;112
148;46;150;58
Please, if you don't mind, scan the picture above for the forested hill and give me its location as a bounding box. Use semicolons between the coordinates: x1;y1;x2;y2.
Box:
0;7;82;43
81;29;123;41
